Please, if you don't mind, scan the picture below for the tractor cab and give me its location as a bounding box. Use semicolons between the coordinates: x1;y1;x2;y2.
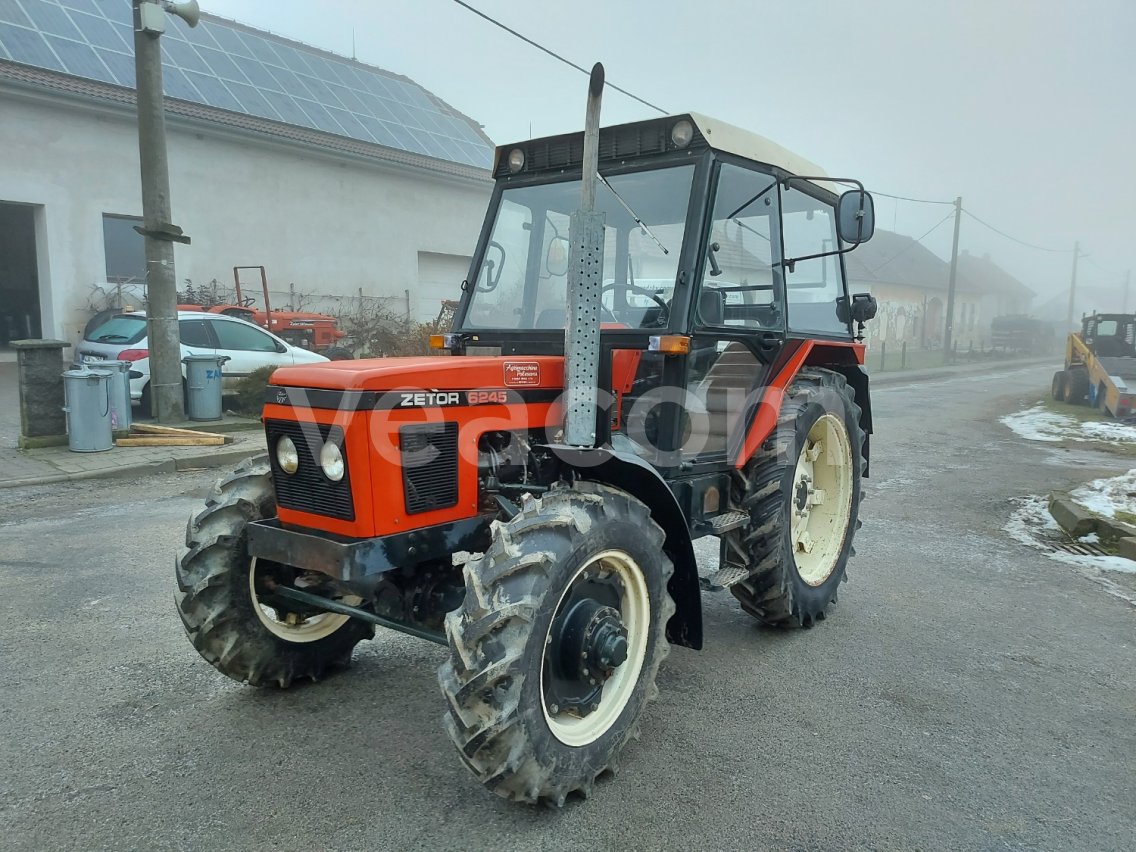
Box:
1080;313;1136;359
448;113;878;465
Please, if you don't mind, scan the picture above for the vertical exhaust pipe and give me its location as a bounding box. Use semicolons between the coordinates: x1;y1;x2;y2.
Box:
563;62;606;447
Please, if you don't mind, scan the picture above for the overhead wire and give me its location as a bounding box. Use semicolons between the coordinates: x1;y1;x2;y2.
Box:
865;212;956;276
960;209;1072;254
448;0;668;115
872;190;956;206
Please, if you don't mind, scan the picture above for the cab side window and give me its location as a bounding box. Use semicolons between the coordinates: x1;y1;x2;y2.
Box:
213;320;279;352
781;186;848;335
697;163;780;329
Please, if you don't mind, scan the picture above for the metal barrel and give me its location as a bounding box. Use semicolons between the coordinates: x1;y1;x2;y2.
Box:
96;359;133;433
61;368;114;453
182;354;230;421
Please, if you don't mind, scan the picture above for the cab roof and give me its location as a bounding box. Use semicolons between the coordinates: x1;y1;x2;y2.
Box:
493;112;837;196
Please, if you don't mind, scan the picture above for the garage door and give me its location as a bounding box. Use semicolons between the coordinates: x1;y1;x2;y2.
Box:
416;252;471;322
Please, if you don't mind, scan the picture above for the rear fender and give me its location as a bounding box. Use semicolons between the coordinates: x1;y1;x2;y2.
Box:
804;347;873;479
544;445;702;650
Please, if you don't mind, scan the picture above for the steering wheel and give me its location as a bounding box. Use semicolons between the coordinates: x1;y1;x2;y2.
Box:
600;282;670;327
239;296;256;307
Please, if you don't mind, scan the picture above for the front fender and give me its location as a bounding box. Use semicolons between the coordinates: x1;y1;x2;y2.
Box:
544;445;702;650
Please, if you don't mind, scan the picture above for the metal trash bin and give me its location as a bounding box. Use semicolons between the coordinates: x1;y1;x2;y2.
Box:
97;359;133;433
182;354;230;421
61;368;114;453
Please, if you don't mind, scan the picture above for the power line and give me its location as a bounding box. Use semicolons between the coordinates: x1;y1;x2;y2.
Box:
866;212;956;276
448;0;668;115
960;209;1072;254
873;190;956;206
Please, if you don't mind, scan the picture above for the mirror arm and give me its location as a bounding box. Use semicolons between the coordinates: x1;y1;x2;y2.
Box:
780;241;863;270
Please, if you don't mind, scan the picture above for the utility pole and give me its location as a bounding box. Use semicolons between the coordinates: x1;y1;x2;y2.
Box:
133;0;198;421
1064;241;1080;330
942;196;962;364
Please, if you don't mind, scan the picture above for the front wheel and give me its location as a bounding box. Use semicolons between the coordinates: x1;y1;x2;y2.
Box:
438;482;675;805
175;456;372;687
725;368;865;627
1052;370;1067;402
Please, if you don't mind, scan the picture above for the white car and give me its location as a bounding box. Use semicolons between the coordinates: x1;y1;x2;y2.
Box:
76;311;329;410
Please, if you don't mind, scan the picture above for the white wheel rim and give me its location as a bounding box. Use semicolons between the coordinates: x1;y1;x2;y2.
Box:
790;413;854;586
248;558;358;643
540;549;650;748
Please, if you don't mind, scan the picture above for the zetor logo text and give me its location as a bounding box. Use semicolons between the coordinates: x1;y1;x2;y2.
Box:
398;391;462;407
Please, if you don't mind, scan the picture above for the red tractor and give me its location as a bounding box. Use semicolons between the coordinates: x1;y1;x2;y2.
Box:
180;266;351;359
176;68;878;805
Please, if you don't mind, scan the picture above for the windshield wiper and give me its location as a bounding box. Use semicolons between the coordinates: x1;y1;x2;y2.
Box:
596;172;669;255
95;334;130;342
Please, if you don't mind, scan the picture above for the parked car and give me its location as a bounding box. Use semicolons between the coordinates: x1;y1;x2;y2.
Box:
76;311;329;410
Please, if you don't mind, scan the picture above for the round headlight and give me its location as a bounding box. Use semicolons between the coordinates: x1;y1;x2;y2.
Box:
319;441;345;482
671;119;694;149
275;435;299;475
507;147;525;173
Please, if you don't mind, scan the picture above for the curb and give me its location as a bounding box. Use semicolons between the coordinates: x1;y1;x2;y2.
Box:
0;447;254;490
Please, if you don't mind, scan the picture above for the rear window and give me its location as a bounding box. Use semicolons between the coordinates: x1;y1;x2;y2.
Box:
85;315;146;345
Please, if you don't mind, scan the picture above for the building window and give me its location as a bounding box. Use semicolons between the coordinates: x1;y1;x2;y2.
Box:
102;214;146;284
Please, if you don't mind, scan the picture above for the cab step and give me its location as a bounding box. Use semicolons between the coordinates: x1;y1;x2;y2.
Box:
707;510;749;534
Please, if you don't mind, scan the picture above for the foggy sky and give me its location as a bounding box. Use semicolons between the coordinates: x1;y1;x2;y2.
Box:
204;0;1136;311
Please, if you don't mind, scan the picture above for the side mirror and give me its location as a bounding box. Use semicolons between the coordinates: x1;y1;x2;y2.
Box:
836;190;875;245
837;292;878;325
545;236;570;277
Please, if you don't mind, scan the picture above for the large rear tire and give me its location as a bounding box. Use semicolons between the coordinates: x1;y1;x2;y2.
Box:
175;456;372;687
724;368;865;627
438;482;675;805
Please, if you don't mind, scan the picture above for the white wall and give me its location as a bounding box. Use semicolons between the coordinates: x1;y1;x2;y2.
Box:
0;91;492;342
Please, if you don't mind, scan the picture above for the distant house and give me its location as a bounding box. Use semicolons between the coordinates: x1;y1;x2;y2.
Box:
844;230;1032;350
0;0;495;346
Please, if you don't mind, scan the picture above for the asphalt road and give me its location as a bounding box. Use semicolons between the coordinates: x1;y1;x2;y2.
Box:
1;365;1133;851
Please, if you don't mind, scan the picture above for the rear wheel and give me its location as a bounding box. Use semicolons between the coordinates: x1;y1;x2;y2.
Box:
438;482;674;805
725;368;865;627
1051;370;1068;402
175;456;372;687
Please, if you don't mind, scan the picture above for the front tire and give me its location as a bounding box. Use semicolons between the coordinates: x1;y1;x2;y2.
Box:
438;482;675;805
175;456;372;687
1052;370;1067;402
725;368;865;627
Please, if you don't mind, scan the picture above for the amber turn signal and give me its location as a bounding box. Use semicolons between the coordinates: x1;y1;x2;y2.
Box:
648;335;691;355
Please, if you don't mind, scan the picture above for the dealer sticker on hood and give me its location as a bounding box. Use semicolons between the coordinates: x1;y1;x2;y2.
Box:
503;362;541;387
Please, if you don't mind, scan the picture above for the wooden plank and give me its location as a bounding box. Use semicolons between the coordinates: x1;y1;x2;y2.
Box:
131;423;220;438
116;436;227;447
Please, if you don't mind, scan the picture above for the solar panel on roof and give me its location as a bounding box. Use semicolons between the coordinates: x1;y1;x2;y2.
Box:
0;0;492;168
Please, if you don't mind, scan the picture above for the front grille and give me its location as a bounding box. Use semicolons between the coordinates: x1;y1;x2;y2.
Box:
401;422;459;514
265;419;355;521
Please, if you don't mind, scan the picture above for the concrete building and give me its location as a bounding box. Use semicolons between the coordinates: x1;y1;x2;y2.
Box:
0;0;494;350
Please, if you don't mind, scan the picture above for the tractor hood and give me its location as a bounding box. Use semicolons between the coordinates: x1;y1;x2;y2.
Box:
269;355;566;393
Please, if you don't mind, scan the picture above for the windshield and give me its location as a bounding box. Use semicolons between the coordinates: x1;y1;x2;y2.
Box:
461;164;696;330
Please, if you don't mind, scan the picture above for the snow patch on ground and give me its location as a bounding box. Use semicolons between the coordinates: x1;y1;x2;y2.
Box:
1069;468;1136;519
999;404;1136;444
1004;495;1136;583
